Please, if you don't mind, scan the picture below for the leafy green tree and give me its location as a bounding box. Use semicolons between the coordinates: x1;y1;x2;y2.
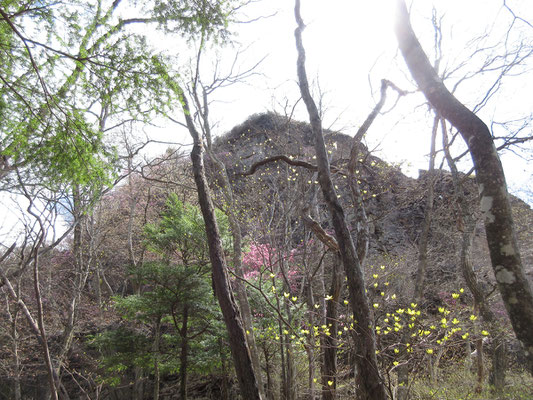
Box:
94;194;229;399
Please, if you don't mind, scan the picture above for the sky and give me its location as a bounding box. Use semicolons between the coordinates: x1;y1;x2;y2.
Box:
146;0;532;202
1;0;532;243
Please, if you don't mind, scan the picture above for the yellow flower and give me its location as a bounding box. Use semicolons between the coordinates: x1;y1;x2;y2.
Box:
328;380;334;386
292;296;297;302
284;292;290;298
394;348;400;354
393;361;399;366
373;303;379;308
426;349;434;354
481;330;490;336
373;274;379;279
325;295;333;301
452;293;460;299
438;307;445;313
344;300;349;305
459;288;465;293
469;314;477;321
391;294;397;300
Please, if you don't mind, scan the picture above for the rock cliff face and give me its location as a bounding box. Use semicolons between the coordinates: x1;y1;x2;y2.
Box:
211;112;532;293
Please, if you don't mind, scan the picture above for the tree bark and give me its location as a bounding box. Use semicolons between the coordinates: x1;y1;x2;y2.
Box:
180;305;189;400
153;316;161;400
203;124;265;398
395;0;533;374
322;256;343;400
294;2;387;398
181;93;263;399
413;114;438;301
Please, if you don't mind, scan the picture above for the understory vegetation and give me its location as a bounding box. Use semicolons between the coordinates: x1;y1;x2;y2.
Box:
1;0;532;399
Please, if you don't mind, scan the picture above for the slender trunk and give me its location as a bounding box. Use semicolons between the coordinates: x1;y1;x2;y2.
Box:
278;321;287;400
347;79;404;264
182;93;262;399
33;244;59;400
95;264;102;312
399;114;439;400
475;337;484;394
263;344;275;400
0;266;56;396
229;215;265;398
7;292;22;400
285;333;296;400
465;337;473;370
219;338;229;400
203;113;266;397
153;316;161;400
322;256;342;400
395;1;533;373
305;274;318;400
180;305;189;400
491;337;506;393
294;3;387;398
413;114;438;300
133;366;143;400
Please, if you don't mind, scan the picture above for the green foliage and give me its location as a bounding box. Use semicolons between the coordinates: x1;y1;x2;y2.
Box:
0;0;239;190
144;192;231;259
411;367;533;399
151;0;236;41
93;194;228;386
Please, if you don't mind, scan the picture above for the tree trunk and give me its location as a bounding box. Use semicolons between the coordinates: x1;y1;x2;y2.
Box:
475;337;484;394
294;2;387;399
398;114;439;400
413;114;438;301
153;316;161;400
263;344;276;400
491;337;506;394
180;305;189;400
203;107;266;398
219;338;230;400
395;0;533;374
133;366;143;400
181;93;262;399
7;291;22;400
322;256;342;400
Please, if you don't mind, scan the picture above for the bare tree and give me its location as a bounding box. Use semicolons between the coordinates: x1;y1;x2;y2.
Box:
395;0;533;374
294;1;388;398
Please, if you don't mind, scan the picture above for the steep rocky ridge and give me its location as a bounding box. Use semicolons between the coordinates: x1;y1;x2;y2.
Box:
211;112;532;296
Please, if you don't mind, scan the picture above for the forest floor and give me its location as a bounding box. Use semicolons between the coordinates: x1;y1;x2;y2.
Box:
410;366;533;400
